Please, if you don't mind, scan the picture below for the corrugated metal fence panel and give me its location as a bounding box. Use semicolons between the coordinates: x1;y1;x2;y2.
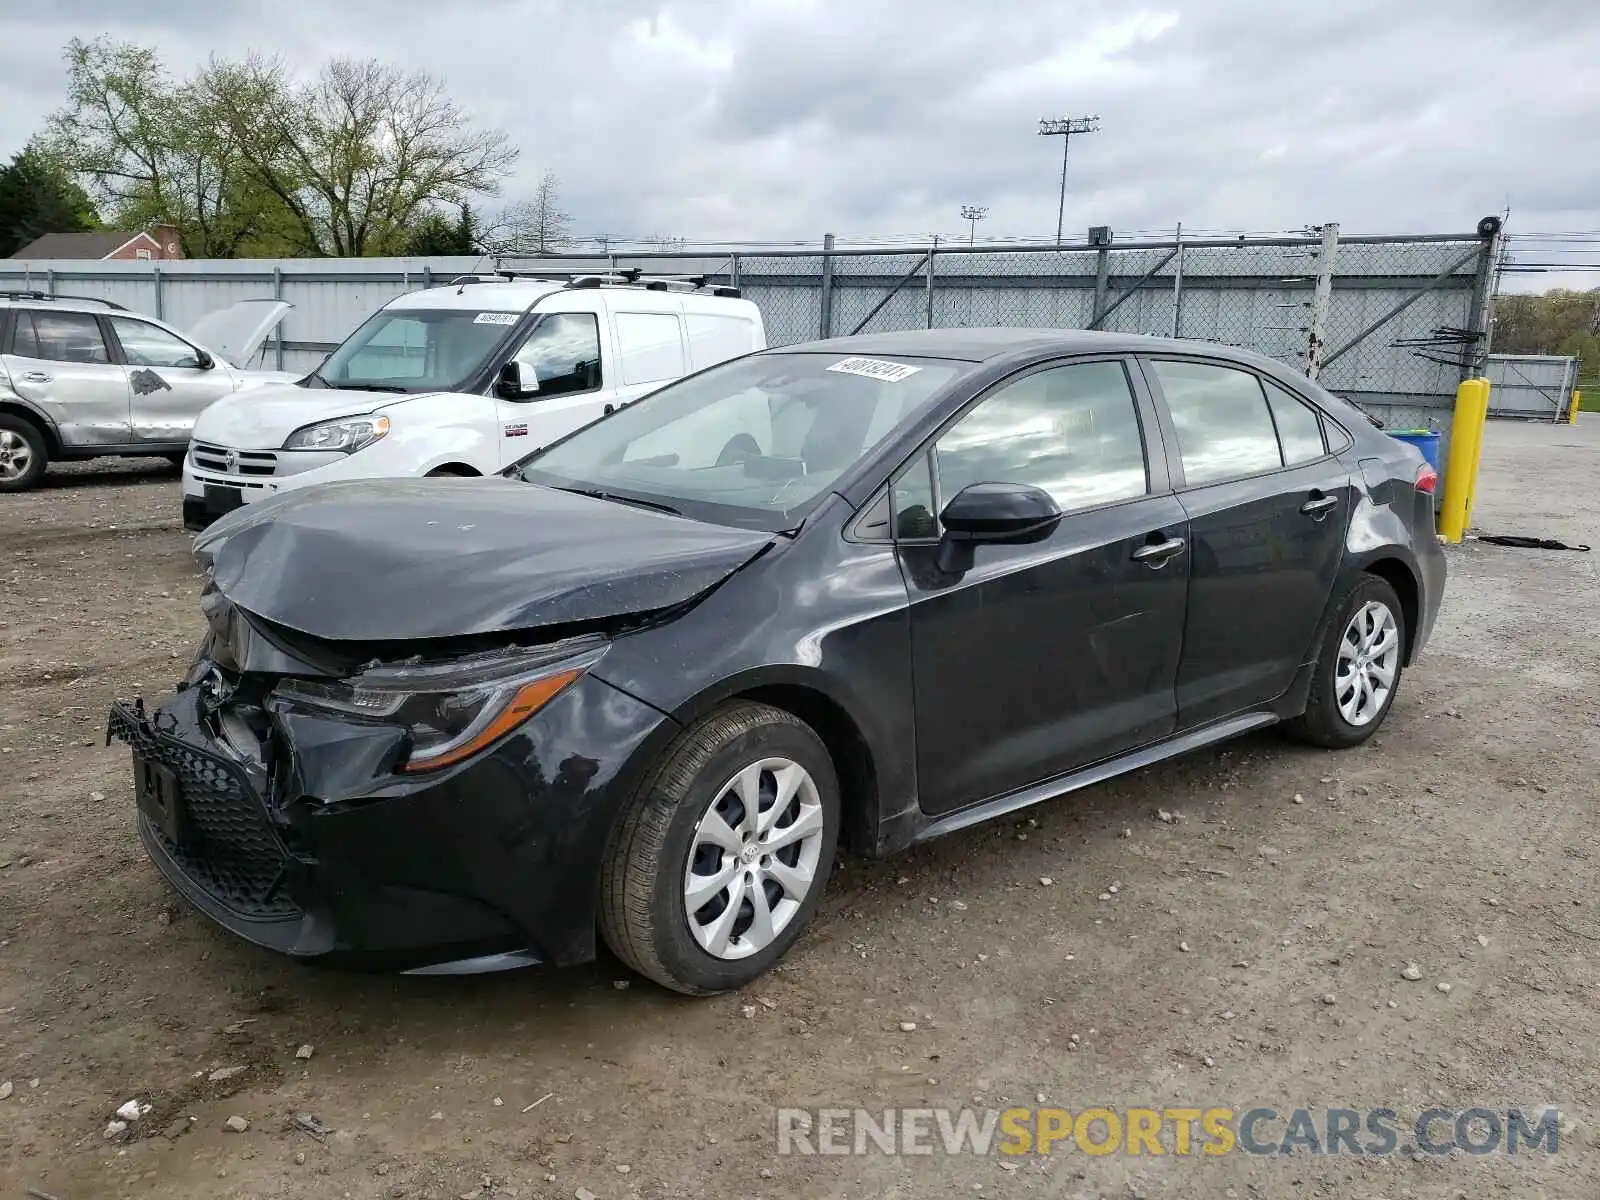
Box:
0;238;1486;411
1485;355;1577;421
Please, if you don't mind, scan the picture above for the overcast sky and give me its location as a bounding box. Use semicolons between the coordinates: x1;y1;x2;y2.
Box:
2;0;1596;283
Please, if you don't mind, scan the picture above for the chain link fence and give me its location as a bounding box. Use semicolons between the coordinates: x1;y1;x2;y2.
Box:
1;228;1496;429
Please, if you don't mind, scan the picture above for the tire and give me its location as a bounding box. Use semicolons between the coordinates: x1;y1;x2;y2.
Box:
165;453;187;470
0;414;49;493
1285;574;1406;748
600;701;841;995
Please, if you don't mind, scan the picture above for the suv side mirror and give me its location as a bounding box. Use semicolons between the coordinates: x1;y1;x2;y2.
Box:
195;350;215;370
496;361;537;400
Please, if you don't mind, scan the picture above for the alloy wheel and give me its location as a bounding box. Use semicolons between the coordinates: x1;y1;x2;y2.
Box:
0;429;33;481
1335;600;1399;727
683;757;826;960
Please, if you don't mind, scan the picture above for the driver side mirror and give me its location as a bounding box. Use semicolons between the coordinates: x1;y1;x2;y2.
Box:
936;482;1062;573
496;361;538;400
195;350;215;370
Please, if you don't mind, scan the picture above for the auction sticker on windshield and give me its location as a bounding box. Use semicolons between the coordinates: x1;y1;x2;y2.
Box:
474;312;520;325
827;357;921;383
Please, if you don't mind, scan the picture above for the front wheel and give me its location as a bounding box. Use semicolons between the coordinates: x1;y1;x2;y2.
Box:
1285;574;1406;748
600;702;840;994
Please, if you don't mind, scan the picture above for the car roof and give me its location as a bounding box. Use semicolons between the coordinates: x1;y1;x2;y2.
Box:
780;327;1282;369
387;279;760;316
0;294;127;315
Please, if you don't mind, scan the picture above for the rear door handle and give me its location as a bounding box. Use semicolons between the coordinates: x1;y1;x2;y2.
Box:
1132;536;1187;565
1301;495;1340;517
21;371;51;383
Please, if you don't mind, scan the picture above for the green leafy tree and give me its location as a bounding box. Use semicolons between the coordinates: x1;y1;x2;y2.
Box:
1493;288;1600;407
0;143;99;256
404;204;481;256
43;38;517;258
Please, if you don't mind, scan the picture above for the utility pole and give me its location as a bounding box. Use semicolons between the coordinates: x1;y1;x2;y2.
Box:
959;205;988;246
1037;116;1101;245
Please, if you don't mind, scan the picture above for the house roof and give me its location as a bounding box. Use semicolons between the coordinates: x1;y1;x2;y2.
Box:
9;230;157;260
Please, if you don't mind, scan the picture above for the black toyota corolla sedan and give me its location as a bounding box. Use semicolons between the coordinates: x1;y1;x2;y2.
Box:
109;328;1445;993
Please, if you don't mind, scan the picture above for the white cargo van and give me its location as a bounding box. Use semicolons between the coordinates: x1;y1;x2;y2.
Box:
181;272;765;529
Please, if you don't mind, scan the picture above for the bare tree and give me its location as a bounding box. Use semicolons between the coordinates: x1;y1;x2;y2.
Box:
201;56;519;256
524;170;572;254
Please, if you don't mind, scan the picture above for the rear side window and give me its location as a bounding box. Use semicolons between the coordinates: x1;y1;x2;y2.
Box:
1262;378;1326;464
615;312;687;386
684;312;754;371
934;360;1149;513
13;310;110;364
1150;359;1281;486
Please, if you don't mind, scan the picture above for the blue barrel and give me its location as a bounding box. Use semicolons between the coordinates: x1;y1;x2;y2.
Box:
1387;428;1440;474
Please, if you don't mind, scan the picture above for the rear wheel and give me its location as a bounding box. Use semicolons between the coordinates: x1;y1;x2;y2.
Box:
0;415;48;492
1285;574;1406;748
600;702;840;994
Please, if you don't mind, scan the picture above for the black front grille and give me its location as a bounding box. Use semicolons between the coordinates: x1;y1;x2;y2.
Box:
191;443;278;477
109;703;300;920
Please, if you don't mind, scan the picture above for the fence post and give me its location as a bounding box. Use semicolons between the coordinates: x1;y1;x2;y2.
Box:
152;264;164;319
1170;222;1184;338
422;265;433;290
46;268;56;298
819;233;836;338
1092;241;1111;325
925;236;938;329
731;253;742;291
1305;222;1340;379
273;265;285;370
1463;223;1501;382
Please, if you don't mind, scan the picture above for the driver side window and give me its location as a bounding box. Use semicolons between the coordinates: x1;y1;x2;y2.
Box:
110;317;203;369
510;313;601;397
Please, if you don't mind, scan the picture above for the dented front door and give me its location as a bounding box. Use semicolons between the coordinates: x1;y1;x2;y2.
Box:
108;315;239;443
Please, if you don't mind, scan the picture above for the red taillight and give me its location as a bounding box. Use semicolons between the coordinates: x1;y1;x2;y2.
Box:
1414;463;1438;494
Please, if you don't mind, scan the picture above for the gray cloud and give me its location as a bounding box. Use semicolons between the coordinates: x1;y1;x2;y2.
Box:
1;0;1595;280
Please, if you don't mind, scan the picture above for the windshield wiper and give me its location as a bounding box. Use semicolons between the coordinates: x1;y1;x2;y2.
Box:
328;382;409;393
554;486;681;517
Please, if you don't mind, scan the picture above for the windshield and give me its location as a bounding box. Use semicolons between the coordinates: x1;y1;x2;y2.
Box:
310;307;523;392
518;352;966;530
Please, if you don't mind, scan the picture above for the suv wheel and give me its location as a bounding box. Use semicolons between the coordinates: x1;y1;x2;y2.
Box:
0;415;48;492
1286;574;1406;748
601;702;840;994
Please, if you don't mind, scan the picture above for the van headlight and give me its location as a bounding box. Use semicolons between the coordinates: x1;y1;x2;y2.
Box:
274;639;605;772
283;414;390;453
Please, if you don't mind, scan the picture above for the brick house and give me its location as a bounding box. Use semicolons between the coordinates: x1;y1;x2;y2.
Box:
9;224;183;261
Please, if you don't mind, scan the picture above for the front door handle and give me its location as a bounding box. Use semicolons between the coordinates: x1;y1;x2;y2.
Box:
1301;494;1340;517
21;371;51;384
1132;536;1187;565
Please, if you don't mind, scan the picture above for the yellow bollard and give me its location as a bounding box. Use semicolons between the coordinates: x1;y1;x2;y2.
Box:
1461;378;1490;531
1438;377;1489;543
1570;389;1583;425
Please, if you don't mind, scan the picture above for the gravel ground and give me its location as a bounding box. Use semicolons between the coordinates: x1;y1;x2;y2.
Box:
2;421;1597;1199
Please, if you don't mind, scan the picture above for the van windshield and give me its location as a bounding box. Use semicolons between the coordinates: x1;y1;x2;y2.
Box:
308;308;523;393
517;352;965;531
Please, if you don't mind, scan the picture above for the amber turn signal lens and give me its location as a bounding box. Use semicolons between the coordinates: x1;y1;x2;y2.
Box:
399;668;584;773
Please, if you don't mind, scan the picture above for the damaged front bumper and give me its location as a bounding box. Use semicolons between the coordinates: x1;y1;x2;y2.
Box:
107;668;673;973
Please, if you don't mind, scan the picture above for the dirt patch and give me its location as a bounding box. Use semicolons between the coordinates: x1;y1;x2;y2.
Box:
2;423;1598;1199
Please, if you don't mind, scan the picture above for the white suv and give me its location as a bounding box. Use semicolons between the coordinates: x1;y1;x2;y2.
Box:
182;273;765;530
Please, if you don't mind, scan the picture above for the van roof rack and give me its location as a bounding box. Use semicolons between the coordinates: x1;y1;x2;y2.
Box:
441;270;741;299
0;291;127;310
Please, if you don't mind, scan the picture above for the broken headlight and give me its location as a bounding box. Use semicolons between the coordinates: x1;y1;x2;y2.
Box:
274;639;605;772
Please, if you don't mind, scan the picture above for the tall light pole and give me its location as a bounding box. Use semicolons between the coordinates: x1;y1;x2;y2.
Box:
1037;116;1100;245
959;204;988;246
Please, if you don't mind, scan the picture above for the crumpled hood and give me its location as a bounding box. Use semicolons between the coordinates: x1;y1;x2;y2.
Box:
191;382;435;449
195;477;776;642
